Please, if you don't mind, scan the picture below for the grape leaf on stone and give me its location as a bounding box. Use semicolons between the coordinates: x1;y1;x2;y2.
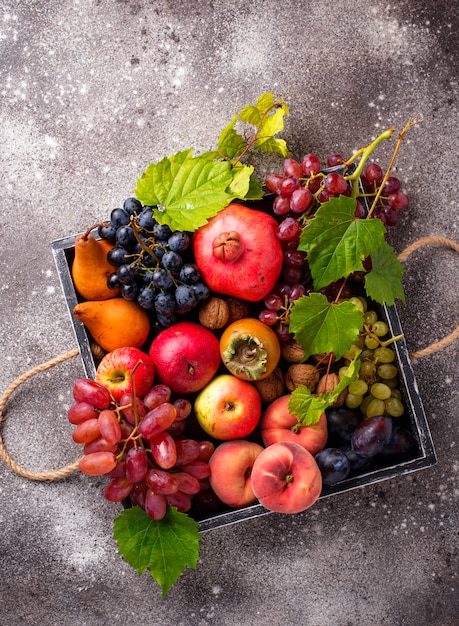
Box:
216;114;248;159
289;292;364;360
365;241;406;305
113;505;200;598
239;93;291;156
298;196;386;290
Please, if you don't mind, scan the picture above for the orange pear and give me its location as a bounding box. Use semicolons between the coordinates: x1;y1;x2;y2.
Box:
71;230;121;300
73;298;150;352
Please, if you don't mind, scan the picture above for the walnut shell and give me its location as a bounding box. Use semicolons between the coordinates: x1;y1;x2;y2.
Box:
198;296;230;329
281;339;305;363
253;367;285;402
224;297;251;325
285;364;320;392
316;372;347;407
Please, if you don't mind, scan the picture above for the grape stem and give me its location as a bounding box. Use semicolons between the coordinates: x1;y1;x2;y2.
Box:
131;218;161;264
364;324;404;348
345;129;395;199
367;114;423;218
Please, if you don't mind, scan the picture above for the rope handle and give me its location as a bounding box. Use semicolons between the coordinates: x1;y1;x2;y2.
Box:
397;236;459;360
0;235;458;482
0;349;81;481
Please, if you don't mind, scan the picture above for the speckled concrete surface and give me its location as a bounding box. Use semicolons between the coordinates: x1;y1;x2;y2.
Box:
1;1;458;624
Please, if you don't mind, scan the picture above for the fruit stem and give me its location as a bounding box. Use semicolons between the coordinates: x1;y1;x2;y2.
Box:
345;128;395;199
284;472;294;485
129;361;143;427
380;333;404;348
367;114;423;218
131;219;161;264
82;222;111;240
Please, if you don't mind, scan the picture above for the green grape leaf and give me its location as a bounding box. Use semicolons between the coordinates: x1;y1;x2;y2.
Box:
244;175;265;200
113;505;201;599
239;93;290;156
289;292;364;360
298;196;386;290
365;241;406;305
217;114;248;160
288;390;330;426
134;150;235;232
288;355;361;425
239;92;281;125
254;135;291;156
227;163;254;198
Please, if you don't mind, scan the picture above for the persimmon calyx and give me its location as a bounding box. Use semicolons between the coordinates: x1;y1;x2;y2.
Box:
212;231;244;263
222;332;267;379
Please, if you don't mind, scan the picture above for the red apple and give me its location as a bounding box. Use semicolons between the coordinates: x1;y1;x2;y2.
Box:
260;394;328;455
208;440;264;507
251;441;322;514
194;374;262;440
95;347;154;402
149;321;220;394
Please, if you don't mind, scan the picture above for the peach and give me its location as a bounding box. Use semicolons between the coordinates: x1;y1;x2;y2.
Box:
251;441;322;514
260;394;328;455
208;440;264;508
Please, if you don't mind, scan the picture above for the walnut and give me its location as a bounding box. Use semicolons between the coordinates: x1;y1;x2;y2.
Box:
316;372;347;407
224;297;251;325
285;364;320;392
253;367;285;402
281;339;305;363
198;296;230;329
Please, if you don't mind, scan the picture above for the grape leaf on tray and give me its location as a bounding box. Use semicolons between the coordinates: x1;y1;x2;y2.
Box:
289;292;364;360
298;196;386;290
113;505;201;598
288;355;361;425
365;241;406;305
134;149;236;232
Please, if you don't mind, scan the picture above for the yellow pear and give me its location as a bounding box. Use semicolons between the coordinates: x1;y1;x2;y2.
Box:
73;298;150;352
71;230;121;300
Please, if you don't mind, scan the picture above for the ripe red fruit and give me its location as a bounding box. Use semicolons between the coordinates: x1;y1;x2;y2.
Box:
192;204;283;302
149;321;221;394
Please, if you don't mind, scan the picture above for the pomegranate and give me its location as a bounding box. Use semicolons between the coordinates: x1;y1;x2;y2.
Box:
192;203;283;302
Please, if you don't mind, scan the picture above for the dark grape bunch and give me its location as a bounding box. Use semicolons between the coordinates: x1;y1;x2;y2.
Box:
69;378;218;521
98;197;209;327
265;153;410;227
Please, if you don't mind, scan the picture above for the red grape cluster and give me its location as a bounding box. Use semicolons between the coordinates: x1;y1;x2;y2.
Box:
68;378;215;521
257;152;411;337
360;163;409;226
265;153;410;229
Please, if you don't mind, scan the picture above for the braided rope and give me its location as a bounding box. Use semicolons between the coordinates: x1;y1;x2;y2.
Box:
397;236;459;360
0;236;457;481
0;348;81;480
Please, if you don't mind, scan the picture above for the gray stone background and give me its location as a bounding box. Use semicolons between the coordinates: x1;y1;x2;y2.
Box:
1;1;457;624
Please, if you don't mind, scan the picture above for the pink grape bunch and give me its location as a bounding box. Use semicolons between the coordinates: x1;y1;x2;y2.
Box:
258;151;411;339
265;153;410;229
68;378;216;522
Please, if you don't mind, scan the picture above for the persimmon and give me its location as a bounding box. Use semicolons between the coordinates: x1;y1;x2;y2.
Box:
220;318;281;381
